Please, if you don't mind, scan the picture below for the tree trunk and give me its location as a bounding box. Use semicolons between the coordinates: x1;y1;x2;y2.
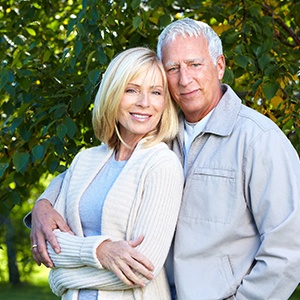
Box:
5;216;20;285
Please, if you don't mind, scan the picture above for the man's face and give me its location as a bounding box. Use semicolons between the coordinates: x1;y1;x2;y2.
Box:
161;35;225;123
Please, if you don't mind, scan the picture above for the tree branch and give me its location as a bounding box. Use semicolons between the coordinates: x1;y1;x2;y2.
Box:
262;3;300;47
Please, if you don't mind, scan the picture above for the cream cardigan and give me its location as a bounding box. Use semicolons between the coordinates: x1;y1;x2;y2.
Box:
47;141;184;300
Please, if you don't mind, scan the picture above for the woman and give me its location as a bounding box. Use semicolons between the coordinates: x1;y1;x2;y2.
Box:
44;47;183;299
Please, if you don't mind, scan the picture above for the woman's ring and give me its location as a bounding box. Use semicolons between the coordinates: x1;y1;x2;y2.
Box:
31;244;38;249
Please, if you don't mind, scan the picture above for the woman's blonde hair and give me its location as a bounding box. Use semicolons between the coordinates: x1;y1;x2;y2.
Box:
92;47;178;149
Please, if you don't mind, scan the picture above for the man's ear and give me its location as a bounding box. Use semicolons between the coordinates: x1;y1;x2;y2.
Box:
217;54;226;80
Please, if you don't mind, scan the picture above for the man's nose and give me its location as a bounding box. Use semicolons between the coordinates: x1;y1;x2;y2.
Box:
179;67;193;87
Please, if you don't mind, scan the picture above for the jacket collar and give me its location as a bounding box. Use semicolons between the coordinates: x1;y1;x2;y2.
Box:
178;84;241;138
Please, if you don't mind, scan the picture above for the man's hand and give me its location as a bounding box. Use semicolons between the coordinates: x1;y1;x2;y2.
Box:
96;236;154;287
30;199;72;268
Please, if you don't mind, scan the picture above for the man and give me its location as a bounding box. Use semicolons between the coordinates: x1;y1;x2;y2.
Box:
26;18;300;299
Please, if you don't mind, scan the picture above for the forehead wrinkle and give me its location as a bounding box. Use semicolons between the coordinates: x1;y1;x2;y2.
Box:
165;58;204;68
184;58;204;64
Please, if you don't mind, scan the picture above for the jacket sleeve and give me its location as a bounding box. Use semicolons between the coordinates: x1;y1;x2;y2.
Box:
23;172;66;228
38;172;66;205
236;129;300;299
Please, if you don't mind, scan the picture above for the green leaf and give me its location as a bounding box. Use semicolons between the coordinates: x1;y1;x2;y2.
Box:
131;0;141;10
159;14;172;27
233;55;248;69
67;17;77;37
258;54;270;71
133;16;141;29
74;39;82;57
0;69;9;90
19;125;31;142
57;123;68;141
262;81;280;100
223;67;234;85
43;49;52;62
25;27;36;36
32;145;45;160
88;69;100;85
9;190;21;205
224;31;240;44
63;117;78;138
86;50;96;71
0;163;9;178
49;103;67;118
71;95;84;114
12;151;30;173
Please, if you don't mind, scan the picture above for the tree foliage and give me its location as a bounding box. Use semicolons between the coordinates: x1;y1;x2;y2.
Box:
1;0;299;218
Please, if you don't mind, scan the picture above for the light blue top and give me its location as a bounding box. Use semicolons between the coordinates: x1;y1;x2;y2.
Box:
78;153;127;300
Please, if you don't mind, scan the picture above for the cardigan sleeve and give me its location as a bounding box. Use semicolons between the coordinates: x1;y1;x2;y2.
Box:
47;230;111;269
49;265;135;296
48;148;184;294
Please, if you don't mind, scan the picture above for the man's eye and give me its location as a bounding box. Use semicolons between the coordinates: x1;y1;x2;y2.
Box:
167;67;179;74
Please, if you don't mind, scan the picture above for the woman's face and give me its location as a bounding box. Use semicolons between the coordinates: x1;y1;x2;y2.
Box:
117;66;165;147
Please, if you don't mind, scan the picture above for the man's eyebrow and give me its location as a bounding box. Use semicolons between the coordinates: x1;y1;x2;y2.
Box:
164;61;179;68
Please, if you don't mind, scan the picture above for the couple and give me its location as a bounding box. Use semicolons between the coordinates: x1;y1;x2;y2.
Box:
27;18;300;300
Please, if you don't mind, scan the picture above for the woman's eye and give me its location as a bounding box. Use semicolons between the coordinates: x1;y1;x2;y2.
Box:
152;90;162;95
125;88;136;93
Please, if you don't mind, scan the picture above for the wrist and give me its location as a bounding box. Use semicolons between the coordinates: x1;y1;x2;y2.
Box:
36;198;52;206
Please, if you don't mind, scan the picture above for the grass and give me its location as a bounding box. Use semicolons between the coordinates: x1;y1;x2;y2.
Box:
0;265;58;300
0;266;299;299
0;281;58;299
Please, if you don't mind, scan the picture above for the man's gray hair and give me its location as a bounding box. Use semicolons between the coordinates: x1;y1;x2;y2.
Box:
157;18;223;65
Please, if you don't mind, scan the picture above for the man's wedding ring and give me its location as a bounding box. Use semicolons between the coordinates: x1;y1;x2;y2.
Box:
31;244;38;249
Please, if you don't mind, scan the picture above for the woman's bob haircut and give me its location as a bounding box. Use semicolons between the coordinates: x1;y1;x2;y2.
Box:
92;47;178;149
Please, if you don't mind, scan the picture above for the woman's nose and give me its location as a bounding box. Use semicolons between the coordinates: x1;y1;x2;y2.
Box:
136;92;150;107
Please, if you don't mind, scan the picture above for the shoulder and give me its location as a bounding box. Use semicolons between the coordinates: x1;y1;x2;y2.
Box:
74;144;109;159
138;143;183;176
138;142;180;162
239;104;280;133
69;144;111;169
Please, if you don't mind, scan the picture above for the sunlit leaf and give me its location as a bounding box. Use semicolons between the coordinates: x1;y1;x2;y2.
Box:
25;27;36;36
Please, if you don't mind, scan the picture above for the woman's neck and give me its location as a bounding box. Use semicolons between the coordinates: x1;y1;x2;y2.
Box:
115;145;134;161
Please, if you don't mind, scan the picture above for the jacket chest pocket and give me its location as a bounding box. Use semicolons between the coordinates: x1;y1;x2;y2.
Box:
182;168;236;224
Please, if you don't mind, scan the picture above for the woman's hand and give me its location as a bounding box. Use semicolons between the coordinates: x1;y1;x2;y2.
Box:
30;199;73;267
96;236;154;287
